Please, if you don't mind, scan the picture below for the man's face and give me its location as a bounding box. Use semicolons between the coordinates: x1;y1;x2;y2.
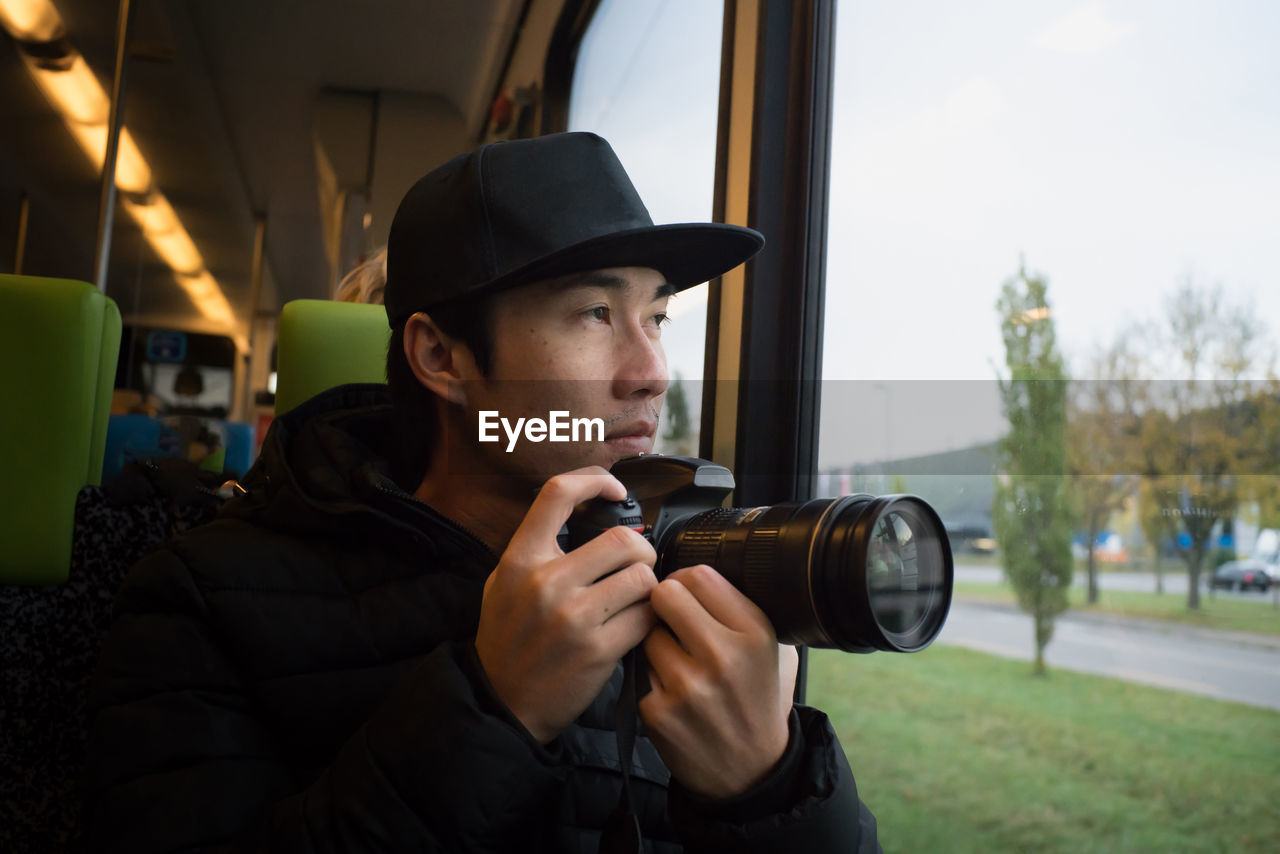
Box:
453;266;673;483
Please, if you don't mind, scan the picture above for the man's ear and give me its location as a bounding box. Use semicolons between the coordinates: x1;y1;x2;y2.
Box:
403;312;476;406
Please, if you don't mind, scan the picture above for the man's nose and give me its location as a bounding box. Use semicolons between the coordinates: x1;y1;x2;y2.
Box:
612;323;669;400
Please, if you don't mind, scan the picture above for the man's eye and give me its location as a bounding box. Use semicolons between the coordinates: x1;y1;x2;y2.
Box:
583;306;609;322
653;313;671;328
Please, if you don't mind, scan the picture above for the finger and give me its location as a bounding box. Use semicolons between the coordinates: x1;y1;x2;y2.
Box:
664;564;773;636
646;658;666;693
507;468;625;558
643;624;694;680
579;562;658;626
638;629;692;730
648;580;721;661
596;599;658;656
778;644;799;700
558;525;657;587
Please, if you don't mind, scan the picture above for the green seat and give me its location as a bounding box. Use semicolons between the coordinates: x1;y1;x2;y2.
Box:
274;299;391;416
0;275;122;585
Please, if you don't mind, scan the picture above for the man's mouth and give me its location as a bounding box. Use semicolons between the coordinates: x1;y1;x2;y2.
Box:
605;419;658;441
604;419;658;455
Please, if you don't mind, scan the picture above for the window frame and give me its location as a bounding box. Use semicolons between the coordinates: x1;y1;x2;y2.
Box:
547;0;839;701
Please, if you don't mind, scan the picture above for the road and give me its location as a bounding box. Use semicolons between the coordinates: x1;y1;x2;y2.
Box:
935;600;1280;711
956;563;1277;602
957;563;1190;592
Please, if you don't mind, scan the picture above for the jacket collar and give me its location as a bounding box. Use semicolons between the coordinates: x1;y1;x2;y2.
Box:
223;383;495;565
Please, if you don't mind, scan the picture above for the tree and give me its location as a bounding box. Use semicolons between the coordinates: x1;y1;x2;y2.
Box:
1129;280;1270;610
1083;323;1178;593
1136;470;1174;594
660;372;695;456
1066;339;1142;603
1232;372;1280;534
1247;399;1280;530
992;263;1075;676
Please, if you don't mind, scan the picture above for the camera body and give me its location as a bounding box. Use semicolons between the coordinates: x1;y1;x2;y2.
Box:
563;455;734;553
565;455;954;653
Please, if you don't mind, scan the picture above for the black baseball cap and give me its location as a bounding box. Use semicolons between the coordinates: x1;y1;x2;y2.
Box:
384;132;764;327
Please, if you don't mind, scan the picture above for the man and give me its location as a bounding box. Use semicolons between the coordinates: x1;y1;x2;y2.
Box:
84;132;881;852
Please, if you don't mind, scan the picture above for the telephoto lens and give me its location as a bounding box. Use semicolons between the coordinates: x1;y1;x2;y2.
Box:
566;456;954;653
655;494;953;652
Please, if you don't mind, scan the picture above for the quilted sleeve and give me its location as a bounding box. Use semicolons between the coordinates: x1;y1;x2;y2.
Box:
667;705;882;853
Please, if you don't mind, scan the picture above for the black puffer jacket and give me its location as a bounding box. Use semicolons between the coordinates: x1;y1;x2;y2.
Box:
83;385;881;853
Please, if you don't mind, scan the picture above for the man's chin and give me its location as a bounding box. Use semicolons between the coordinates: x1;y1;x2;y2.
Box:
468;439;655;484
602;434;655;460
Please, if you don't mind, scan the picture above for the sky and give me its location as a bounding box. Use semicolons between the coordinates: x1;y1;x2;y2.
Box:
568;0;1279;469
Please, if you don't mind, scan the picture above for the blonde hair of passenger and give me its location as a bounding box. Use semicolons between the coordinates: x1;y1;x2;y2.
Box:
335;247;387;305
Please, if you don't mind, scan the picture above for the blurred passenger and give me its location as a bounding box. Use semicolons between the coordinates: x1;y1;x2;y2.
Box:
334;246;387;305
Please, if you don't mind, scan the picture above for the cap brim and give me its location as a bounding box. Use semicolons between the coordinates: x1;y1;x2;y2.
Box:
431;222;764;311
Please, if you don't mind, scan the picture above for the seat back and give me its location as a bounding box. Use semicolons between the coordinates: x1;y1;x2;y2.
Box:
0;275;121;585
0;275;124;851
274;299;391;416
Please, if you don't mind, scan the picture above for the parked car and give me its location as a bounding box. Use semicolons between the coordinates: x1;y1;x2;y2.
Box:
1209;563;1271;592
1210;529;1279;592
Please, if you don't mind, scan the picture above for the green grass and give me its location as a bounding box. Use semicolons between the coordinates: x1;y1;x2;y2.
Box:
807;645;1280;854
952;580;1280;637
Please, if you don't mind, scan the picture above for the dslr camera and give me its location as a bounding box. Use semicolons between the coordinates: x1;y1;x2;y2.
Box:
565;455;954;653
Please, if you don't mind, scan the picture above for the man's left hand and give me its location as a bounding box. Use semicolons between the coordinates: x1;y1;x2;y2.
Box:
639;564;799;800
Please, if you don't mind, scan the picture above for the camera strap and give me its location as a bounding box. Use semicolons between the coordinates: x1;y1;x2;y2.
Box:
597;646;643;854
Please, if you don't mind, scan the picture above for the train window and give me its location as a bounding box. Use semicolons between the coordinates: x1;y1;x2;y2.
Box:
146;362;233;415
812;2;1279;849
114;327;236;416
567;0;724;456
817;2;1279;542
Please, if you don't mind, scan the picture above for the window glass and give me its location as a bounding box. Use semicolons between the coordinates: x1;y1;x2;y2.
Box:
569;0;723;454
820;3;1280;566
813;3;1280;849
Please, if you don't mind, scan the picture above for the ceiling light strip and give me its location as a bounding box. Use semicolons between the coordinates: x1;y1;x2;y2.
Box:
2;1;239;335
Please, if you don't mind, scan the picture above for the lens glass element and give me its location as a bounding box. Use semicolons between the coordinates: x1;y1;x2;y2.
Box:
866;505;946;639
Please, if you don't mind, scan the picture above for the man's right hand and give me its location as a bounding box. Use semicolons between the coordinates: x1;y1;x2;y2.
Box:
474;467;659;744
